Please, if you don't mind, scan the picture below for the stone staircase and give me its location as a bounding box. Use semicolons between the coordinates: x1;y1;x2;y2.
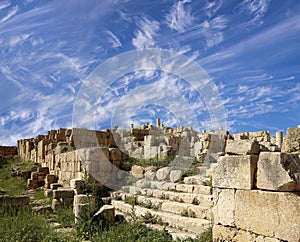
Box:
111;176;213;240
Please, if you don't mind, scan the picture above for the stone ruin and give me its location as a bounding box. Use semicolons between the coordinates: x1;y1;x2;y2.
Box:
0;146;17;164
1;120;300;241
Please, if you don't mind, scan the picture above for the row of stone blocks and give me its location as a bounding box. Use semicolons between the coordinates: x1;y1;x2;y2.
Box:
111;174;214;240
212;139;300;242
45;178;115;224
27;167;58;190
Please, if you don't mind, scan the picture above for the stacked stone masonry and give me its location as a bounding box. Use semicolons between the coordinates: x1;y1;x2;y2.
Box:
212;139;300;242
0;146;17;157
12;122;300;241
111;165;214;240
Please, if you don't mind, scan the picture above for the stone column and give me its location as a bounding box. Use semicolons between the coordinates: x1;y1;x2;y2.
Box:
156;118;161;127
276;131;283;149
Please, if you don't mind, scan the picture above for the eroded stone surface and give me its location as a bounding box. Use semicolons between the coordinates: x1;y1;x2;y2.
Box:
235;190;300;242
156;167;171;181
257;152;300;191
225;140;260;155
131;165;145;179
213;188;235;226
169;170;183;183
213;155;258;189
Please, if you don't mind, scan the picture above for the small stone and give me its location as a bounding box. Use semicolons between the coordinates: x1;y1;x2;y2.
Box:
156;167;171;181
93;205;115;223
131;165;144;179
169;170;183;183
144;170;156;181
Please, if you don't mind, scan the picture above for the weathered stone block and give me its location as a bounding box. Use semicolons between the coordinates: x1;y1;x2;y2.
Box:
169;170;183;183
156;167;171;181
213;155;258;189
213;225;258;242
53;189;74;199
144;170;156;181
176;184;194;193
131;165;144;179
93;205;115;223
73;194;96;208
257;152;300;191
225;140;260;155
50;183;62;190
235;190;300;242
213;188;235;226
38;167;49;174
70;178;85;194
183;175;203;185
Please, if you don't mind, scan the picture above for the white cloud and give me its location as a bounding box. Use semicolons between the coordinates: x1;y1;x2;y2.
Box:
165;0;194;33
205;0;223;18
176;15;228;49
0;1;10;10
132;17;160;49
200;15;228;48
9;33;31;46
239;0;271;28
106;30;122;48
0;5;19;23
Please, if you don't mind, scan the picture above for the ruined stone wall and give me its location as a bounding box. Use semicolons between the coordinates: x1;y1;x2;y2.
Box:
232;130;270;142
0;146;17;158
282;127;300;152
212;139;300;242
55;151;82;187
53;147;122;188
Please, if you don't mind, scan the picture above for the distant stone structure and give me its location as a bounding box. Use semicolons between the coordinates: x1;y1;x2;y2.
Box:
0;146;17;159
16;119;289;190
10;120;300;241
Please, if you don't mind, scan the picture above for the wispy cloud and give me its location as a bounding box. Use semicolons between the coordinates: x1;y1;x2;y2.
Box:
106;30;122;48
205;0;223;18
175;15;228;49
238;0;271;28
0;5;19;23
165;0;194;33
202;16;228;47
0;0;10;10
8;33;31;46
0;110;33;126
132;17;160;49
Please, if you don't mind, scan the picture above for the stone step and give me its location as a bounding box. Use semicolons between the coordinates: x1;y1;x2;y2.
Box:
114;193;212;220
115;210;197;240
134;179;212;195
118;187;213;207
183;175;205;185
112;200;211;235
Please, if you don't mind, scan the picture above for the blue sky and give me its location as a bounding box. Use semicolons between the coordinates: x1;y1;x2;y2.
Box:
1;0;300;145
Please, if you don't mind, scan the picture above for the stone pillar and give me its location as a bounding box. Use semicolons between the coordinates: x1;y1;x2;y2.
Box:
156;118;161;127
276;131;283;149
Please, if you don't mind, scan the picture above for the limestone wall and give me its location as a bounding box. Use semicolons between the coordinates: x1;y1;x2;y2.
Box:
0;146;17;158
232;131;270;142
212;140;300;242
282;127;300;152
